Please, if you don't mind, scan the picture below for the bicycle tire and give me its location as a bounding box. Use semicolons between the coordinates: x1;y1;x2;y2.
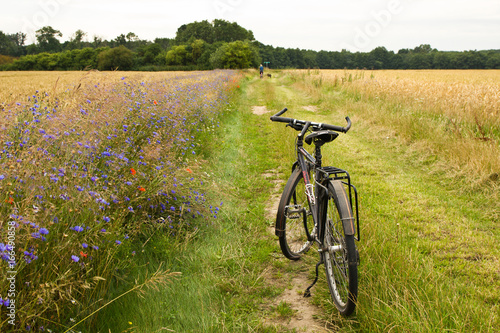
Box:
322;180;358;316
276;167;315;260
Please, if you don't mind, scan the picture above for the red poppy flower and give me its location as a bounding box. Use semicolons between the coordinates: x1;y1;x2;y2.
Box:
153;100;158;105
186;168;193;173
80;251;87;258
138;187;146;192
5;197;13;204
130;168;136;175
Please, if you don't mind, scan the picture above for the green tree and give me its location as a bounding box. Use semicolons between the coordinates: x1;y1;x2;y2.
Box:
316;50;333;69
165;45;190;65
0;31;26;56
154;38;173;50
67;29;87;50
191;39;205;64
413;44;434;54
74;47;100;69
0;31;12;55
140;43;162;64
176;20;214;44
433;52;453;69
93;35;103;48
210;41;259;69
369;46;392;69
213;19;254;42
114;34;127;46
485;51;500;69
97;45;134;70
36;26;62;53
408;53;432;69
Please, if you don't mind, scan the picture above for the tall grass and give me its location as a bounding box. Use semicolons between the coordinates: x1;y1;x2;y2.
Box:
284;69;500;193
0;70;241;331
271;70;500;331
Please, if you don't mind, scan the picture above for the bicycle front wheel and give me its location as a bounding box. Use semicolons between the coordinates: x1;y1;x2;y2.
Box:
276;167;315;260
322;180;358;316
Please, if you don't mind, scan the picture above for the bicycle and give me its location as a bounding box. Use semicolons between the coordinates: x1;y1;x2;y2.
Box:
270;108;360;316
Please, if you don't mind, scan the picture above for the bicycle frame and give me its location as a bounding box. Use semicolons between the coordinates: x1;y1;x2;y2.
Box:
294;122;328;247
293;122;361;244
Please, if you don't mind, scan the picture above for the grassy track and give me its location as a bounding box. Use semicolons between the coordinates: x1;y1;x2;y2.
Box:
96;70;498;332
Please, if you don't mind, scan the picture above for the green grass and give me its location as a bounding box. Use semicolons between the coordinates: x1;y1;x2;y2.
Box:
92;70;499;332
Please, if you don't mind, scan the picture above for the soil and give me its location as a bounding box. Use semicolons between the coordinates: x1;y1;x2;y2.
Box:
261;163;332;332
303;105;318;112
252;105;271;115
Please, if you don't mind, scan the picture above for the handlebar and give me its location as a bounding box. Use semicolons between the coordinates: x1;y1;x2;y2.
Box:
270;108;351;133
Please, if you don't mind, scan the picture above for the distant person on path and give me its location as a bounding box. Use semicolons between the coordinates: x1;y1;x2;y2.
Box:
259;64;264;78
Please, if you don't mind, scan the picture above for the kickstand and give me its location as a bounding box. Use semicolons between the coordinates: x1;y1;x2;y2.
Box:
304;258;323;297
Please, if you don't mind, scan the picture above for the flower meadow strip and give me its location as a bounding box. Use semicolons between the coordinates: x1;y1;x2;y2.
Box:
0;70;241;331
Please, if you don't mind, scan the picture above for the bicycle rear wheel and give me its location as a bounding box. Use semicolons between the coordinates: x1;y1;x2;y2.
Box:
322;180;358;316
276;167;315;260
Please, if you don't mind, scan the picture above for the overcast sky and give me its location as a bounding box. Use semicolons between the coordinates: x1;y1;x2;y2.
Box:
1;0;499;52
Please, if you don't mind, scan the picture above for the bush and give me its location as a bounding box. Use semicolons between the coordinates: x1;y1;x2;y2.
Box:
97;46;134;70
210;41;259;69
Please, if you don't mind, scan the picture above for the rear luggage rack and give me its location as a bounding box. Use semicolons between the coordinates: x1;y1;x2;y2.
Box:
320;167;361;241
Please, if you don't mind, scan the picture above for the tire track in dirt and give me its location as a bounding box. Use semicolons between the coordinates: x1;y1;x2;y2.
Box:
260;135;332;333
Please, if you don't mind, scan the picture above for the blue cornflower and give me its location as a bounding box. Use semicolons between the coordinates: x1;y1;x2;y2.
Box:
71;226;84;232
0;175;4;180
39;228;49;235
71;255;79;262
102;217;110;223
82;243;88;248
115;240;122;245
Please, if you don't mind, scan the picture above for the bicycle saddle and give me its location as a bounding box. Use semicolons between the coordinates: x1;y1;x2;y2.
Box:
305;130;339;145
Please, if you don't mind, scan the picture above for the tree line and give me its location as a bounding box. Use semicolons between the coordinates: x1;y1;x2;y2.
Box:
1;20;499;71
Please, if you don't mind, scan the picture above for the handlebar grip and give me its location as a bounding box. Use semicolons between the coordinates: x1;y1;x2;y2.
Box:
321;117;351;133
274;108;288;117
270;108;289;122
344;116;352;132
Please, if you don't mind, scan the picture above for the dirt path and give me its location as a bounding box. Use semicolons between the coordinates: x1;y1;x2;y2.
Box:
247;75;335;332
259;128;332;333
